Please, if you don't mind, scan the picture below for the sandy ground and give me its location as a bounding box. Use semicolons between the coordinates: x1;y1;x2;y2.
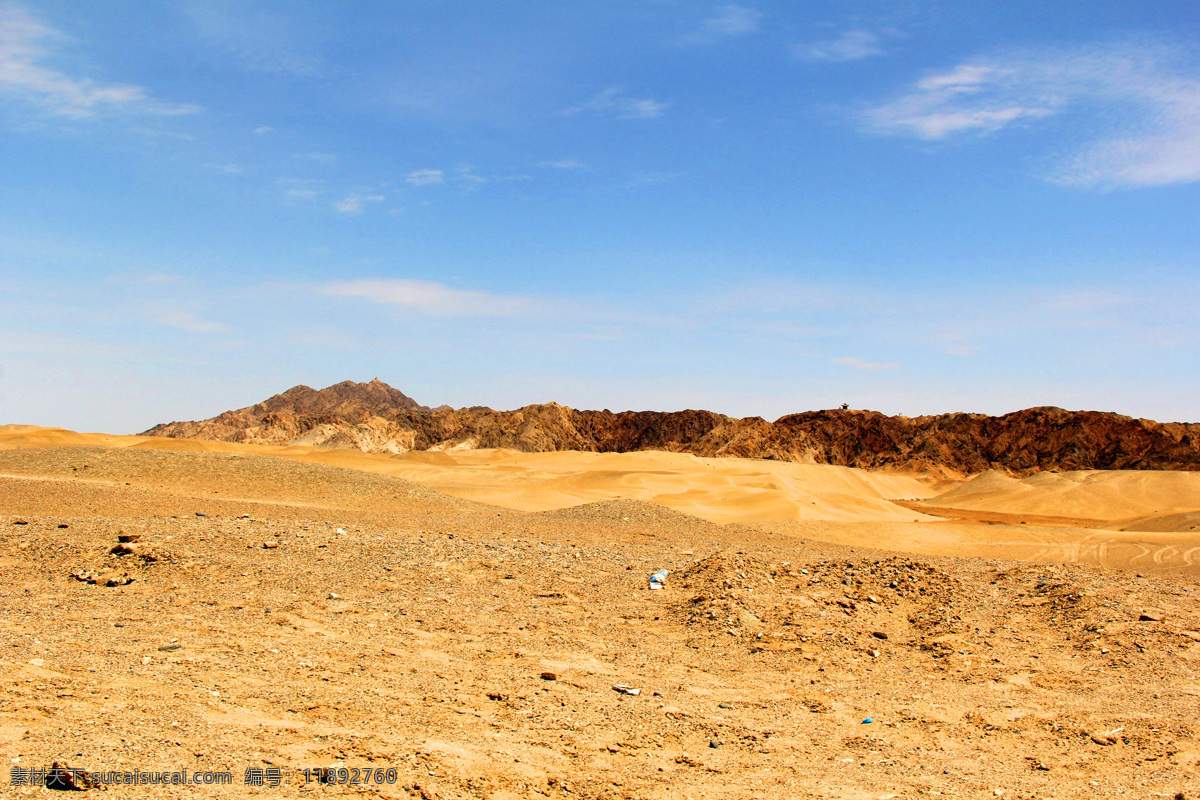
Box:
1;428;1199;798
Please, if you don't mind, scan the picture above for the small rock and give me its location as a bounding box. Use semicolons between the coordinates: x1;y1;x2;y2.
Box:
118;533;142;543
708;740;720;749
737;609;763;629
327;592;340;600
157;644;183;652
871;631;889;640
1139;611;1165;622
71;569;133;587
612;684;641;696
862;717;874;724
867;595;881;604
45;762;99;790
540;672;557;681
262;541;279;549
195;512;208;517
57;524;69;529
12;519;28;525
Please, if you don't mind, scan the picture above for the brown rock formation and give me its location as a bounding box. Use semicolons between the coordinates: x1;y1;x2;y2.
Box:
143;381;1200;474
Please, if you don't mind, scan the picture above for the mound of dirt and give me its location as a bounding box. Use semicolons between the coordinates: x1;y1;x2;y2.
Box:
0;446;468;512
672;551;970;655
535;498;718;533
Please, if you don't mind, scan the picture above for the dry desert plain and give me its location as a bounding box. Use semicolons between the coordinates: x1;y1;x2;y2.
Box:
1;425;1199;799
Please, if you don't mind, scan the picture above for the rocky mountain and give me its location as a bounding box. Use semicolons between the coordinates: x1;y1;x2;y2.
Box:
143;381;1200;475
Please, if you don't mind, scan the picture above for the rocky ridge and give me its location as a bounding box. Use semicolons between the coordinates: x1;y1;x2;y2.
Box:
143;380;1200;475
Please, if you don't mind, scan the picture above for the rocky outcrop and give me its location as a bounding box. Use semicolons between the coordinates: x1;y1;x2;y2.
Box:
143;381;1200;474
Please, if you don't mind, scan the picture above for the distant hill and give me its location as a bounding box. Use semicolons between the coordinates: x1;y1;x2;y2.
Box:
143;380;1200;475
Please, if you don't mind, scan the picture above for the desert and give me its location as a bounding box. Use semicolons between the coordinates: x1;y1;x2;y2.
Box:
2;384;1199;798
5;4;1200;797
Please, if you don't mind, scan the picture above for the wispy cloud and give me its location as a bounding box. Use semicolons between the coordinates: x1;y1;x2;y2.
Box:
252;125;273;135
184;4;327;78
279;177;320;203
452;166;486;190
319;279;536;317
0;4;201;118
831;356;899;372
538;159;585;170
683;5;762;45
205;163;244;174
865;40;1200;188
405;168;444;186
563;87;668;120
156;310;229;334
294;152;337;163
626;171;682;187
334;193;384;214
794;30;883;63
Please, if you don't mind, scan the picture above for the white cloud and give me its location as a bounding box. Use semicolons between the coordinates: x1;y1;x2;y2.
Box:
205;163;244;174
294;152;337;163
279;177;320;203
538;159;585;170
319;279;536;318
284;188;317;202
156;310;229;334
683;5;762;44
405;168;444;186
252;125;273;135
0;4;201;118
794;30;883;63
830;357;899;372
334;193;384;214
626;171;682;187
563;87;667;120
866;41;1200;188
452;166;486;189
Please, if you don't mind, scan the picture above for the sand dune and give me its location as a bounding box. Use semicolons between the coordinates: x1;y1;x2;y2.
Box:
926;468;1200;530
2;426;937;523
4;425;1200;572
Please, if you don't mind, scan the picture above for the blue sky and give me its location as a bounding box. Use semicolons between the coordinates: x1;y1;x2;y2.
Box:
2;1;1198;433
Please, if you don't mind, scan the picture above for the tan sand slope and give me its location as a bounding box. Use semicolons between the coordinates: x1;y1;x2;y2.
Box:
925;468;1200;531
4;425;1200;572
0;426;939;524
370;448;941;524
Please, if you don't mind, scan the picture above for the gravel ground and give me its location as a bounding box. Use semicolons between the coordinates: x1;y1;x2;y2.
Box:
1;447;1198;799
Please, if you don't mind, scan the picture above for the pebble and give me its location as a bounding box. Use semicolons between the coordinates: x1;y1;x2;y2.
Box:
262;541;279;549
871;631;889;640
540;672;557;681
862;717;873;724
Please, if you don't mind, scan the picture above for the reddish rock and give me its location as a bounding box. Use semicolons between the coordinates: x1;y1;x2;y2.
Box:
142;381;1200;475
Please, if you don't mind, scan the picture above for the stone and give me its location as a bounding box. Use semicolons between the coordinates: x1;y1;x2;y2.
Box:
540;672;557;681
737;609;763;629
262;541;280;549
871;631;889;640
45;762;99;790
1139;611;1165;622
